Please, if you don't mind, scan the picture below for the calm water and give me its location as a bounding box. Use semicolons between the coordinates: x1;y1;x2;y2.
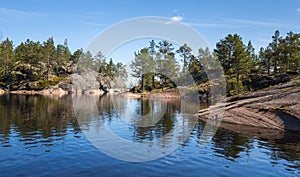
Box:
0;94;299;177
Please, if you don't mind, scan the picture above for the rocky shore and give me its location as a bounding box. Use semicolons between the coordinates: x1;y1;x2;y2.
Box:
198;77;300;131
0;69;111;97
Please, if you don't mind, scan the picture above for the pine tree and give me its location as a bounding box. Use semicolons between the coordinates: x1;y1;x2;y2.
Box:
106;58;116;78
215;34;249;94
259;47;272;75
71;49;82;63
149;40;156;88
284;31;300;72
270;30;281;73
177;43;192;73
43;38;56;82
94;51;106;73
130;48;153;91
155;40;178;89
0;38;14;80
115;62;127;79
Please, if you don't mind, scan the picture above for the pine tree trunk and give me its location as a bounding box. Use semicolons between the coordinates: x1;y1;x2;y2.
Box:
274;58;277;73
267;58;270;75
237;72;240;94
152;74;155;89
141;74;144;91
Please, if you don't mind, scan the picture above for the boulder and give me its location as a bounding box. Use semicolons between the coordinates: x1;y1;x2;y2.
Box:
71;69;112;95
0;89;5;95
50;88;67;97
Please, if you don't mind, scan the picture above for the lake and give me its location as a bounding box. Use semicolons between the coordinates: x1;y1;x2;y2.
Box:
0;94;299;176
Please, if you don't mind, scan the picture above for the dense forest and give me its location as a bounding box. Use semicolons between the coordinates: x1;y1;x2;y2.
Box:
0;38;126;90
130;30;300;95
0;30;299;94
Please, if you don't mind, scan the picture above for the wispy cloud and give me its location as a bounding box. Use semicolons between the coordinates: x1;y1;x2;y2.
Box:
0;8;40;22
226;18;285;27
0;8;39;17
186;20;243;28
188;22;226;27
297;8;300;12
80;21;107;27
79;11;110;17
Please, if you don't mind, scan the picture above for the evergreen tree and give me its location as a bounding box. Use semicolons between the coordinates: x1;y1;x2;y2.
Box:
78;51;93;70
155;40;178;88
283;31;300;72
148;40;156;88
177;43;192;73
115;62;127;79
215;34;249;94
106;58;116;78
259;47;272;75
43;38;56;82
0;38;14;80
94;51;106;73
270;30;281;73
71;49;82;63
188;54;201;80
130;48;153;91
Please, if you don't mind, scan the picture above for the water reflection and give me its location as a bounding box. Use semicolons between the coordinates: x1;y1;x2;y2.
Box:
0;94;299;175
73;95;198;162
210;127;300;172
0;94;78;151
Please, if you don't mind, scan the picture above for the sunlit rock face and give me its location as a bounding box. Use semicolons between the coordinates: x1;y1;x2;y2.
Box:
71;69;112;95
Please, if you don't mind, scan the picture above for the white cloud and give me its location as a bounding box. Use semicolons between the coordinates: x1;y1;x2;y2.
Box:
165;16;183;24
297;8;300;12
170;16;183;22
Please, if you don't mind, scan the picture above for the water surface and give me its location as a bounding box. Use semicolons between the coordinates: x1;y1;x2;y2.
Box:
0;94;299;176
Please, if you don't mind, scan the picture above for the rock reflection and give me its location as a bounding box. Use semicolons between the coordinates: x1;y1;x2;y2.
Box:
73;94;198;162
0;94;78;150
209;123;300;168
0;94;299;169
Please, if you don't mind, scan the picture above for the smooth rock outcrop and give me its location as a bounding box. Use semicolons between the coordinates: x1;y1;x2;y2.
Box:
198;77;300;131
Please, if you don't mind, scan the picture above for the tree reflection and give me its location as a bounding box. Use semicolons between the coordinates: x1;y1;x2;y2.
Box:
0;94;78;148
1;94;299;167
132;98;180;142
209;125;300;165
211;129;251;160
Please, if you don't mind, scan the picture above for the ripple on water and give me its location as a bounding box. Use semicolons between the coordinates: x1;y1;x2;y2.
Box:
0;95;299;177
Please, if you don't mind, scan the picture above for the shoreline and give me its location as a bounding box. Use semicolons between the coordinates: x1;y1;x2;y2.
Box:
1;77;300;132
118;92;181;99
197;77;300;131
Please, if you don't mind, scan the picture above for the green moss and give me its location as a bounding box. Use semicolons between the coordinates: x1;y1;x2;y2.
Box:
32;76;65;90
259;107;269;111
293;82;300;87
275;105;288;111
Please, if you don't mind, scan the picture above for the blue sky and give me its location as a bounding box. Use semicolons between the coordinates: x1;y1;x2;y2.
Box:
0;0;300;62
